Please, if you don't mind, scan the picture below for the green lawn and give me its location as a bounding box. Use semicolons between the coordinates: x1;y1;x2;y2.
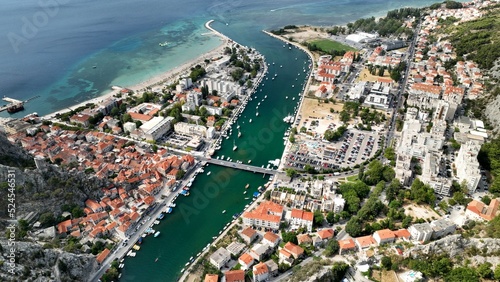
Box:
309;39;356;53
346;175;358;182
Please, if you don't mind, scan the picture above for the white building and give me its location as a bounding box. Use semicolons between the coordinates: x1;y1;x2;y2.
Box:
288;209;314;232
455;141;482;194
201;105;223;116
430;219;456;239
174;122;208;138
347;81;366;100
364;93;391;109
408;223;433;243
333;195;346;213
140;116;174;141
209;247;231;269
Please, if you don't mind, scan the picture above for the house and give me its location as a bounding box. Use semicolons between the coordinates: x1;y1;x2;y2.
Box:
226;242;246;256
265;260;279;277
355;235;376;250
338;238;357;255
242;201;284;230
373;229;396;245
394;229;411;241
466;199;500;221
317;228;335;241
250;243;270;261
204;274;218;282
209;247;231;269
278;248;294;265
430;219;456;239
283;241;304;259
408;223;433;243
96;248;111;265
253;262;269;282
297;233;312;245
238;253;254;270
85;199;103;213
289;209;314;232
262;232;281;248
224;269;245;282
240;227;258;244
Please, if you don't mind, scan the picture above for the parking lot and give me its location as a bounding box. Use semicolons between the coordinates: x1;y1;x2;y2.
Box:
283;129;381;171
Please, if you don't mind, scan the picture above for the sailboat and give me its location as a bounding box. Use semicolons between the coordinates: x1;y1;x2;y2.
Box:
233;140;237;151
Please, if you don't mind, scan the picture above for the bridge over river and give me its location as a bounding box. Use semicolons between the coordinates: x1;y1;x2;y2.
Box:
198;157;283;175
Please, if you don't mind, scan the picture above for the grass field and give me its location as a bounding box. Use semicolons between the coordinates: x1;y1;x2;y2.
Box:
309;39;356;53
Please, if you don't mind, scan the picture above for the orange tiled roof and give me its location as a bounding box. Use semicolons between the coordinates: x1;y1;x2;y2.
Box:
204;274;218;282
374;229;395;240
338;238;356;250
96;248;111;264
238;253;254;265
283;241;304;257
253;262;268;275
225;270;245;282
317;228;334;240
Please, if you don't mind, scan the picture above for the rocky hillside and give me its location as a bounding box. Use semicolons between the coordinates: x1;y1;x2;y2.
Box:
0;132;108;281
405;234;500;266
0;240;97;281
0;132;109;224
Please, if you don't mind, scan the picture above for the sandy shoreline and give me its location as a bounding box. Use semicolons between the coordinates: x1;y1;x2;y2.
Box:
43;22;229;119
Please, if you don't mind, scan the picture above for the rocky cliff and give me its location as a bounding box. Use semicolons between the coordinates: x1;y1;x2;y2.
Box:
0;239;97;281
405;234;500;266
0;132;108;281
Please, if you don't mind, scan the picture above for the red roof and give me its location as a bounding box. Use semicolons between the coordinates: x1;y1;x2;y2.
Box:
317;228;335;240
96;248;111;264
225;270;245;282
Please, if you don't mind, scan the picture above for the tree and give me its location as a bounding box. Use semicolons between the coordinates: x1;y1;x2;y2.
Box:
326;211;336;224
313;210;324;227
323;240;340;257
381;256;392;270
346;216;363;237
339;110;350;123
286;168;298;179
175;170;186;180
331;262;349;281
494;264;500;280
264;190;271;200
445;267;479;282
477;262;493;279
281;231;298;244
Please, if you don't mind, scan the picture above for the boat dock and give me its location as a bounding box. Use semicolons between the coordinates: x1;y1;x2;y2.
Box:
0;95;40;112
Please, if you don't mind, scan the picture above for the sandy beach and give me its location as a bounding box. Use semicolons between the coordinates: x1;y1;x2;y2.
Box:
43;22;229;120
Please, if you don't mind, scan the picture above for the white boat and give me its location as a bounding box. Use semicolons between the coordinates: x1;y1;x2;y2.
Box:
264;95;267;98
222;210;226;214
244;191;247;194
233;140;237;151
249;119;252;123
248;160;252;163
238;129;241;138
207;171;211;176
292;85;295;87
154;231;160;237
256;112;259;116
292;97;295;100
285;96;288;99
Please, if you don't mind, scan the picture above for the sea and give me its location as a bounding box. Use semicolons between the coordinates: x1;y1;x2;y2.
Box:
0;0;460;281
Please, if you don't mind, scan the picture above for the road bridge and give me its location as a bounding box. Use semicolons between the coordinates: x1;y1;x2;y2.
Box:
202;157;283;175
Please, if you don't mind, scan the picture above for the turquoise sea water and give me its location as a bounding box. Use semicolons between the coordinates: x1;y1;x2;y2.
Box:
0;0;466;280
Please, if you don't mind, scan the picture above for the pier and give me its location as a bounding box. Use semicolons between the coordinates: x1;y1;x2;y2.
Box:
0;95;40;113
